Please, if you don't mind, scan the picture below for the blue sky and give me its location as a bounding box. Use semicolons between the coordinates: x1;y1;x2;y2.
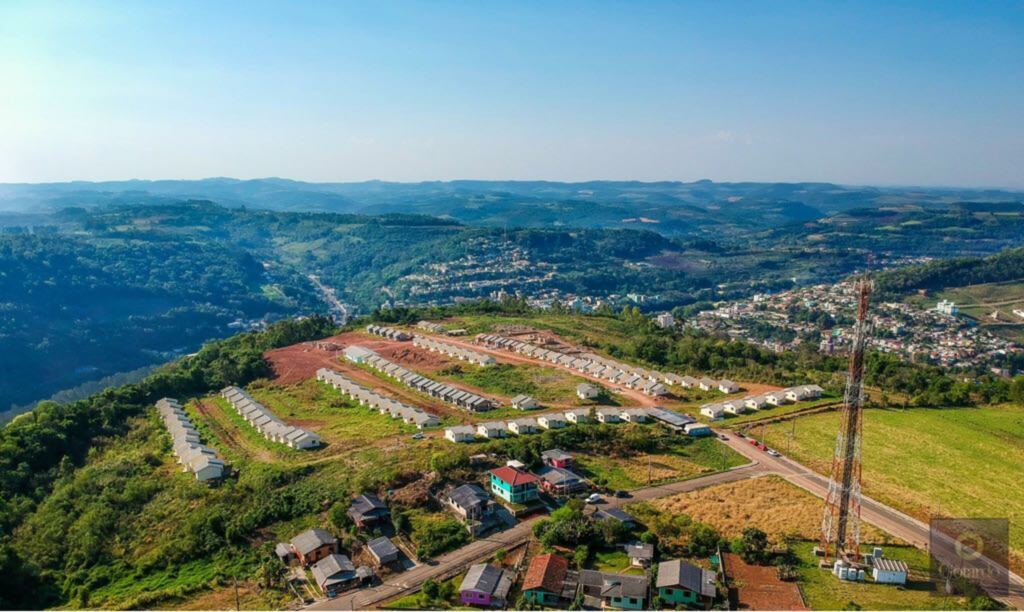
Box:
1;1;1022;186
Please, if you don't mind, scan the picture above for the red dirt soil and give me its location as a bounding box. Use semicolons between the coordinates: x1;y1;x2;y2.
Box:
722;552;808;611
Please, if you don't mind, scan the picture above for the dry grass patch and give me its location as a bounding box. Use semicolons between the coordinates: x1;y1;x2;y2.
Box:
651;475;894;544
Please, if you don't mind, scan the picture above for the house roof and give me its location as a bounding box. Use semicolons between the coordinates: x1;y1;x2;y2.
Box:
536;466;581;486
523;553;569;593
592;507;635;524
490;466;539;486
625;542;654;560
448;483;490;509
656;559;716;598
460;563;511;596
579;570;648;599
348;493;387;519
366;536;399;561
542;448;572;462
291;528;338;556
311;554;355;587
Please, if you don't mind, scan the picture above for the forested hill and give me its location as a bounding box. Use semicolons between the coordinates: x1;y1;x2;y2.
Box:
3;197;1023;417
0;201;816;414
875;247;1024;297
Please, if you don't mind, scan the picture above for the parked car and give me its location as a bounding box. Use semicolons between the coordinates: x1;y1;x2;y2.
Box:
766;449;781;457
719;434;729;441
613;490;630;498
411;432;424;440
586;493;602;504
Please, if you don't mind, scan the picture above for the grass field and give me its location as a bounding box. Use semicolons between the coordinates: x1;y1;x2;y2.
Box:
633;476;976;610
645;475;893;544
761;405;1024;571
718;396;840;427
791;541;974;610
590;549;644;575
437;362;605;406
574;437;746;490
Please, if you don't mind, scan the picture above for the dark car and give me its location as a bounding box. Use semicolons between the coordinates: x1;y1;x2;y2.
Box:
614;490;631;498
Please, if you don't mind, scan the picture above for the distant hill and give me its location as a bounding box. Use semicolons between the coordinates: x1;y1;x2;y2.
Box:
2;178;1021;238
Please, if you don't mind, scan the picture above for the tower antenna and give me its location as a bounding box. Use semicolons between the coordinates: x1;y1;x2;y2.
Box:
821;273;873;563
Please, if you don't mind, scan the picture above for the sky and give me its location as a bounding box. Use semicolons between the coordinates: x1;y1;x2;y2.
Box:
1;1;1022;187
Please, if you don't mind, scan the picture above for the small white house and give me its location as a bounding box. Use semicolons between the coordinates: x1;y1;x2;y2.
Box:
596;408;622;424
722;401;746;416
477;422;508;439
564;408;591;424
537;414;567;429
744;395;767;410
765;391;790;406
511;394;541;410
718;380;740;394
576;383;600;400
700;403;725;420
445;426;476;443
620;408;649;423
508;418;539;435
698;377;716;391
680;375;698;388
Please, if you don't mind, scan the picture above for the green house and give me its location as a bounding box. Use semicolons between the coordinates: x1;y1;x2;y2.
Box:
489;466;539;504
522;553;572;606
656;559;716;608
579;570;649;610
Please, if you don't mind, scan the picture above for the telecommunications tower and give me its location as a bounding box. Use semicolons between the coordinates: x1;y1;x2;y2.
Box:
820;274;873;563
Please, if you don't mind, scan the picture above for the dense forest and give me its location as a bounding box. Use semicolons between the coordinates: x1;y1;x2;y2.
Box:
874;247;1024;297
0;316;338;609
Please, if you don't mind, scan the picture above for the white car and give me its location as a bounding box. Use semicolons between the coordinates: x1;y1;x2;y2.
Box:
766;449;781;457
585;493;602;504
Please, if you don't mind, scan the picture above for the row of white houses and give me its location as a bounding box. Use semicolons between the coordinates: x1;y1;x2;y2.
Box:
315;368;440;428
699;384;825;419
413;335;495;366
219;387;322;449
365;325;412;341
348;346;497;412
156;398;226;481
475;334;740;396
444;405;706;443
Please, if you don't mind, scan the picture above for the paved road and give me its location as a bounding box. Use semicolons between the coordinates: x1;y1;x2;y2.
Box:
717;431;1024;610
305;402;1023;610
307;462;767;611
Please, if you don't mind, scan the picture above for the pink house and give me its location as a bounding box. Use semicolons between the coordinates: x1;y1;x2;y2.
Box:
541;448;573;469
459;563;513;607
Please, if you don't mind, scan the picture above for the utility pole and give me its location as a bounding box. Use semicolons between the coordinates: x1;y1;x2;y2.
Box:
233;576;240;611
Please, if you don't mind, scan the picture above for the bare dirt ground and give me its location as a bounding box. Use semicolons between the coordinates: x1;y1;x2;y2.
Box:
722;552;809;611
263;331;478;422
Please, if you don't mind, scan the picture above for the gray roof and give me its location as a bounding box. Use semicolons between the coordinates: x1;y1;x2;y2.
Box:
542;448;572;462
348;493;388;519
367;536;400;561
656;559;716;598
593;507;636;524
291;528;338;556
311;553;355;588
460;563;512;598
579;570;648;599
625;542;654;560
448;483;490;510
